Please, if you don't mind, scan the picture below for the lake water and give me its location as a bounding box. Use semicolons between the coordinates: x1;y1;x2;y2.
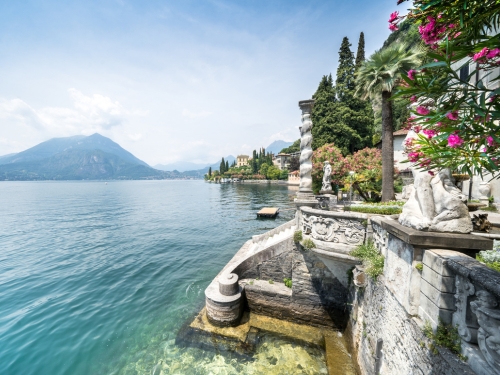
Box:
0;181;330;374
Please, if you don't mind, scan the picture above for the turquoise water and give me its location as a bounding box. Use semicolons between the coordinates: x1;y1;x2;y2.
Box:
0;181;328;375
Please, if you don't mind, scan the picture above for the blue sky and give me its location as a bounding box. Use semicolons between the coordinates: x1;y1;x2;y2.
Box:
0;0;400;165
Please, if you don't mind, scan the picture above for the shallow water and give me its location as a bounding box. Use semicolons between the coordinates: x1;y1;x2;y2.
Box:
0;180;339;375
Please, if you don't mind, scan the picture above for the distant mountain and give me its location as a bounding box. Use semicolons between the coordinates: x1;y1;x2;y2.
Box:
265;140;293;155
154;161;209;172
0;133;166;181
156;156;236;175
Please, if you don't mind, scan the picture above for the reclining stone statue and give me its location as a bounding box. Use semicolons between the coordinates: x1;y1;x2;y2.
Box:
399;168;472;233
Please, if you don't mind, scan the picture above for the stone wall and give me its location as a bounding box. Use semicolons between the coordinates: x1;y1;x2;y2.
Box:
242;242;349;329
348;217;495;375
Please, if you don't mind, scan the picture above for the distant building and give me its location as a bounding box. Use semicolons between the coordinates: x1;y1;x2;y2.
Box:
374;129;409;172
273;153;290;170
236;155;249;167
288;170;300;185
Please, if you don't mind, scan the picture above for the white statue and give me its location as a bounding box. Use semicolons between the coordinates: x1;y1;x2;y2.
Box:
399;168;473;233
321;161;333;192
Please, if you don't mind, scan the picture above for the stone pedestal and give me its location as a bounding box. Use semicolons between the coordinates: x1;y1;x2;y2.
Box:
205;272;243;327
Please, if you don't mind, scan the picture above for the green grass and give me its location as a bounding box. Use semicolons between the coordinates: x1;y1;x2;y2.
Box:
349;241;384;279
301;238;316;250
481;205;498;212
293;230;303;243
283;278;292;288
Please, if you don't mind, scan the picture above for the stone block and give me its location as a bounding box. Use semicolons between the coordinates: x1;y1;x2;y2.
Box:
419;293;454;327
422;264;455;293
423;250;455;276
420;279;455;310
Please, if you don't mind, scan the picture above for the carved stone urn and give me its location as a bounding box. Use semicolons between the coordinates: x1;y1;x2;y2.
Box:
479;182;491;206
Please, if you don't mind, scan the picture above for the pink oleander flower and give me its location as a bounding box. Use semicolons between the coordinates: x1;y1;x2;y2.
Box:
407;69;416;80
408;152;421;163
423;129;437;139
473;47;489;62
488;95;497;103
447;134;464;148
428;171;435;176
419;158;431;168
487;48;500;59
413;125;422;133
416;106;430;115
388;11;399;23
389;24;398;31
436;122;443;128
446;111;459;120
487;136;495;146
410;95;417;102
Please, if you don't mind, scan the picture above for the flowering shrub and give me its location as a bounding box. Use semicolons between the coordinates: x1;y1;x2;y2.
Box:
312;143;387;201
391;1;500;179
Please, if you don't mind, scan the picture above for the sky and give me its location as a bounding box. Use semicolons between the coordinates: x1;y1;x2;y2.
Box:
0;0;401;166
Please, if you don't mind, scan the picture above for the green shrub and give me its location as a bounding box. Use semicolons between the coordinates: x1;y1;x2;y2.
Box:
301;238;316;250
481;205;498;212
423;320;466;361
345;205;402;215
477;251;500;273
268;279;274;284
283;278;292;288
349;241;384;279
415;262;423;272
293;230;303;243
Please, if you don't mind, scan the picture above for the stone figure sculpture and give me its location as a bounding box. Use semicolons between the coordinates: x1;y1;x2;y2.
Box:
399;168;473;233
321;161;333;193
470;290;500;373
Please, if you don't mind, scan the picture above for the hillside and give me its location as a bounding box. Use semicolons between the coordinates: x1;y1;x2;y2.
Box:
0;134;165;180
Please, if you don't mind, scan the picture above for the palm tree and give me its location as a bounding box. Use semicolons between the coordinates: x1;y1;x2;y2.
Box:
355;43;422;201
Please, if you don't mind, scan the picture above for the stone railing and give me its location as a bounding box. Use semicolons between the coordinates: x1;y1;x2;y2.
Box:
364;216;497;375
420;250;500;375
299;206;369;249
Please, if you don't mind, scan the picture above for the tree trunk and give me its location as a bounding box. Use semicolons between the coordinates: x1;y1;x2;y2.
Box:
381;91;395;202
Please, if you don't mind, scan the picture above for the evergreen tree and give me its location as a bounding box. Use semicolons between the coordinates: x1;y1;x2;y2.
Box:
252;150;258;173
355;32;365;71
220;157;225;173
225;160;229;171
209;167;212;177
311;38;374;155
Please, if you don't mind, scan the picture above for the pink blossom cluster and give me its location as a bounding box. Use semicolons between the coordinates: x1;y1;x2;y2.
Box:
447;133;464;148
418;16;447;46
446;111;459;120
407;70;416;80
408;151;423;163
416;106;430;115
423;129;437;139
473;47;500;63
388;11;401;31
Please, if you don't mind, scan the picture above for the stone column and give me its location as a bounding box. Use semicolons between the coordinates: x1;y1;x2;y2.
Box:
295;99;317;208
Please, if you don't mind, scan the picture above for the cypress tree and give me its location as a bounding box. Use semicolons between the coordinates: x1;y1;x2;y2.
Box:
311;38;373;155
209;167;212;177
220;157;225;173
355;32;365;71
225;160;229;171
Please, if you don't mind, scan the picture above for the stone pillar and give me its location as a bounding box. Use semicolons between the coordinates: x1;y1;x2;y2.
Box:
295;99;317;209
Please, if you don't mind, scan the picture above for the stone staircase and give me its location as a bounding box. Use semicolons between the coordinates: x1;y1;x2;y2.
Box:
249;219;296;253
